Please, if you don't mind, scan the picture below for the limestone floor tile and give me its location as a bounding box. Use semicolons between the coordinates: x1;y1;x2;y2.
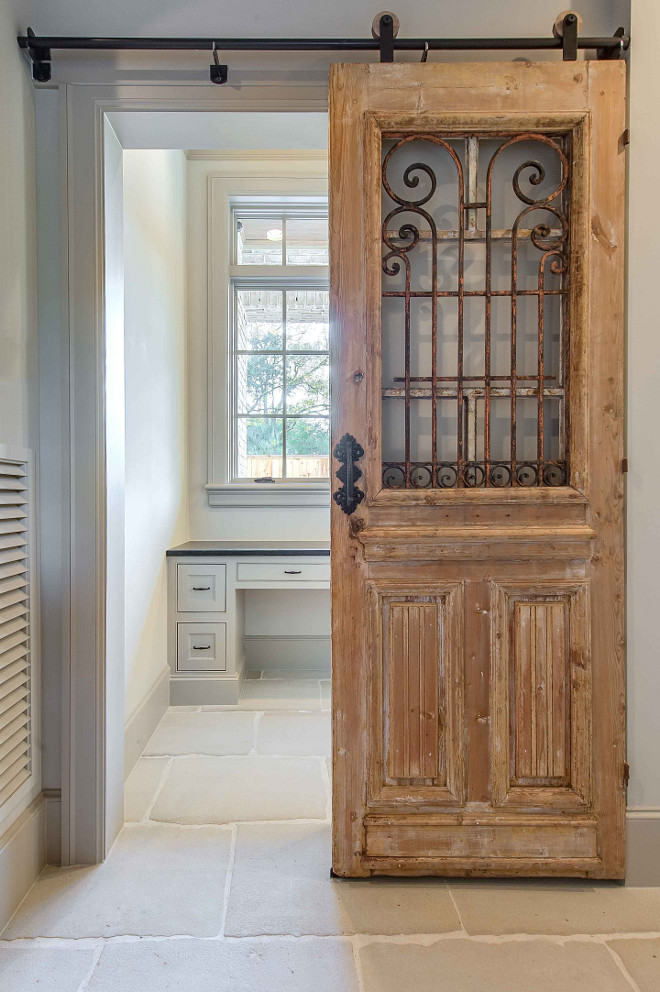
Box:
257;712;331;756
449;879;660;935
359;938;633;992
320;680;331;710
261;669;329;679
0;947;96;992
225;822;460;936
86;937;359;992
124;756;169;821
144;710;255;756
151;755;327;823
608;937;660;992
3;824;231;938
235;679;322;710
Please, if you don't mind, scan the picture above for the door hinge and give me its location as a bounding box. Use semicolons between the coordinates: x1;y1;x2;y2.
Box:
623;761;630;788
622;457;629;473
622;128;630;147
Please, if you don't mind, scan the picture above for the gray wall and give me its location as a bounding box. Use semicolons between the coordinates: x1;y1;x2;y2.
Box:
31;1;630;81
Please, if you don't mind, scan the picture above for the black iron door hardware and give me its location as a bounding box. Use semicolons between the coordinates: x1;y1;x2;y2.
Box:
284;570;303;574
333;433;365;516
17;17;628;85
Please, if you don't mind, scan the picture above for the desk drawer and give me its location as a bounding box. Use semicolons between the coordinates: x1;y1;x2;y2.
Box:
177;564;226;612
176;622;227;672
236;562;330;583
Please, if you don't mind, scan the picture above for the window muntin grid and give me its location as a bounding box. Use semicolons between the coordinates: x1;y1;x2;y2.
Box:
232;286;330;481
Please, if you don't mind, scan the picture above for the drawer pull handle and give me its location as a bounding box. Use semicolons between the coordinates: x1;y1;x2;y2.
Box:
284;570;302;575
193;645;211;650
192;586;211;591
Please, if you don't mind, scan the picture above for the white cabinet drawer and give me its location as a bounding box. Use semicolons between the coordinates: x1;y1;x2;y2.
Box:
236;562;330;584
177;564;226;612
176;622;227;672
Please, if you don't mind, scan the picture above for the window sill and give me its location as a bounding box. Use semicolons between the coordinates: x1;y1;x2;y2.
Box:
205;483;331;508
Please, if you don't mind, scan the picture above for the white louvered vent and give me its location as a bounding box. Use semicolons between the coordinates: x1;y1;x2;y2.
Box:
0;456;31;809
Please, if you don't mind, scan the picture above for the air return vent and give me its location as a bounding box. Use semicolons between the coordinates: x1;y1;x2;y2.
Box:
0;455;32;810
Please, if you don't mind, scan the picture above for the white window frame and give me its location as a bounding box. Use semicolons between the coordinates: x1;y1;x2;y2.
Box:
230;205;330;486
206;165;330;507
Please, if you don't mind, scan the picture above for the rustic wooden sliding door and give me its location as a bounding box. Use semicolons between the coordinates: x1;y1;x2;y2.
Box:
329;62;626;877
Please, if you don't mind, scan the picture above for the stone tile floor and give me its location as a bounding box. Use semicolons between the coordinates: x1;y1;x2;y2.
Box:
1;671;660;990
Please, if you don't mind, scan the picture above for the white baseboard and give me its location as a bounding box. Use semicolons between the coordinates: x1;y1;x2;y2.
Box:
124;666;170;779
626;809;660;885
0;795;46;931
170;651;246;706
245;634;331;673
43;788;62;865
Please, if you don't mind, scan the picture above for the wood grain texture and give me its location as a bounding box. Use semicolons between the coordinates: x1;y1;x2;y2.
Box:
366;580;464;810
330;61;626;878
513;601;567;781
386;601;440;780
492;580;591;812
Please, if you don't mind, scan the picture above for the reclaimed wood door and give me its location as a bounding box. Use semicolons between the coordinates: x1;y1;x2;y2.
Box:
329;62;626;877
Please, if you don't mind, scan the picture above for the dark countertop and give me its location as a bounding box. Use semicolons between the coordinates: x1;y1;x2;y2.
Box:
167;541;331;557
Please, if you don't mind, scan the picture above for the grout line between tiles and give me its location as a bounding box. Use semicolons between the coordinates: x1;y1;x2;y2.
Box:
74;942;104;992
250;711;264;754
5;931;660;950
445;884;467;934
142;815;331;828
143;757;174;822
218;823;238;938
349;935;367;992
139;749;331;759
603;942;646;992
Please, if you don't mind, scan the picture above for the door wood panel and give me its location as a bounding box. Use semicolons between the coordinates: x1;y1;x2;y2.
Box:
330;62;626;878
491;580;591;811
366;581;464;809
386;600;440;781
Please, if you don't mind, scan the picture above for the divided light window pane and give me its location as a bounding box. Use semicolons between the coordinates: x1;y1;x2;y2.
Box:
286;290;329;350
235;216;283;265
234;211;328;267
233;287;330;481
286;215;329;265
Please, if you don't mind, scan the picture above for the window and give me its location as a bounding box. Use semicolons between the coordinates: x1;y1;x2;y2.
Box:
230;204;330;483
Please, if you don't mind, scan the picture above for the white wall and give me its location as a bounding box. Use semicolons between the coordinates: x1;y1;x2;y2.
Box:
123;149;189;721
626;0;660;813
0;0;38;453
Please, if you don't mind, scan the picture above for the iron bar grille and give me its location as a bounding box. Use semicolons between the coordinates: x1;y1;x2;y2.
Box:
380;131;571;489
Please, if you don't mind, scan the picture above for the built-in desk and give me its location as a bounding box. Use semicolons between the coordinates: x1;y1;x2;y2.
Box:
166;542;330;704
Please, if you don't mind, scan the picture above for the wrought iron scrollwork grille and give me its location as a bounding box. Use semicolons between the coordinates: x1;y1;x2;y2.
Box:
381;131;571;490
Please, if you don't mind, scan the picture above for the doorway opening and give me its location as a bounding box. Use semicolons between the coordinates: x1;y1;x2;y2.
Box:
101;110;332;846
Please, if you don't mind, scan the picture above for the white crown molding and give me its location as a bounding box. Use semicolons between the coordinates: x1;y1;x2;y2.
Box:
185;148;327;162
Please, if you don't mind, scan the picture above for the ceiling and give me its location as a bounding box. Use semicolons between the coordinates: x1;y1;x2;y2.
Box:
106;111;328;151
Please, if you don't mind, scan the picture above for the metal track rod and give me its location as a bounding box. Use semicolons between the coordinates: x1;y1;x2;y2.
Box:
17;33;628;53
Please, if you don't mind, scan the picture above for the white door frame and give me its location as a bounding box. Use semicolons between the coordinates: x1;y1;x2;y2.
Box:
58;81;328;864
